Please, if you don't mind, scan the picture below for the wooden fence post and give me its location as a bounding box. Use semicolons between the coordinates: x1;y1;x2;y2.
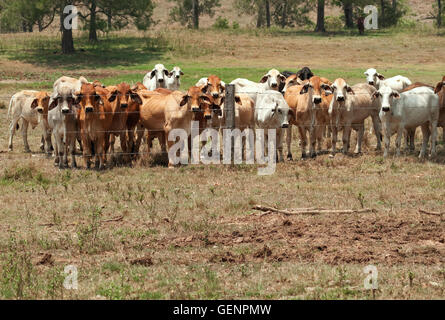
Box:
224;84;236;163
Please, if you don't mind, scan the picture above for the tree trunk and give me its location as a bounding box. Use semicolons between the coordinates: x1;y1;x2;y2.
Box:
392;0;397;11
22;21;27;33
343;1;354;29
28;23;33;32
89;0;98;42
107;8;112;30
256;2;265;28
61;4;75;54
281;0;288;28
439;0;442;27
265;0;271;28
381;0;385;27
315;0;326;32
193;0;199;29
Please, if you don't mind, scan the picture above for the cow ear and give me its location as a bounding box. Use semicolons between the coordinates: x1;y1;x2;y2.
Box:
260;75;268;83
30;99;38;109
278;74;286;82
220;81;226;91
163;69;169;76
169;71;174;77
300;84;309;95
180;95;189;107
49;98;58;111
346;86;355;95
108;90;119;102
392;92;400;99
434;82;444;94
180;71;184;76
377;74;385;80
235;95;242;104
150;70;156;78
130;91;142;105
372;92;381;100
201;84;209;94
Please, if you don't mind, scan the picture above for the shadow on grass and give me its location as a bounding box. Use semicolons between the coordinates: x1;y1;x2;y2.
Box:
6;36;166;70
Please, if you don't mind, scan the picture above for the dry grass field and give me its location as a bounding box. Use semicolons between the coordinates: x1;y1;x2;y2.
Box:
0;25;444;299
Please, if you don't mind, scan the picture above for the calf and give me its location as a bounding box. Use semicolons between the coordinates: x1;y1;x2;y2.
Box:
77;83;115;169
196;75;226;106
285;76;332;159
47;84;79;168
231;69;286;103
364;68;412;92
374;85;439;158
126;83;147;157
106;83;143;163
143;64;169;90
8;90;52;153
166;66;184;91
328;79;382;156
255;90;291;162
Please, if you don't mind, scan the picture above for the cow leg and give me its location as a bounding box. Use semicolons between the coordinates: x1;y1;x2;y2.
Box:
355;124;364;154
55;134;64;169
277;129;284;162
430;120;438;157
82;136;91;169
330;125;338;157
371;114;382;151
165;130;175;168
383;122;391;158
286;126;293;160
63;140;69;168
395;126;404;157
110;134;116;159
40;135;45;151
53;133;60;166
8;117;19;151
298;127;307;159
159;131;167;154
309;125;317;158
342;124;351;155
419;124;430;159
316;125;324;154
120;131;129;164
135;124;145;154
70;136;77;169
43;129;53;155
97;137;106;170
21;120;31;153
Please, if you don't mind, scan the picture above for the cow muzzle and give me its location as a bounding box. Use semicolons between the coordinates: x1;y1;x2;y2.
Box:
62;108;70;114
85;106;94;113
192;107;201;112
337;96;345;102
271;83;278;88
205;114;212;120
121;103;128;109
382;107;390;112
368;81;375;86
36;107;44;114
281;123;289;129
212;93;219;99
313;97;322;104
158;78;164;83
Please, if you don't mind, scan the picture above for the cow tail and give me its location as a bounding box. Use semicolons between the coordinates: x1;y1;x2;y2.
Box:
7;96;14;120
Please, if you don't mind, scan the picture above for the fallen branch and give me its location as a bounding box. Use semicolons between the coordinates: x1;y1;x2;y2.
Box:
102;215;124;223
252;205;375;216
419;209;444;217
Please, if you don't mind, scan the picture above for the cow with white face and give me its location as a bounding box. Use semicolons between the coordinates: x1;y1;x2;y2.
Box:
328;79;382;156
373;85;439;159
255;90;291;162
230;69;287;103
143;64;170;90
166;66;184;91
364;68;412;92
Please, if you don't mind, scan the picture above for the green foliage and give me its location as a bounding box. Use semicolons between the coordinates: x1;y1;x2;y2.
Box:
213;17;230;29
169;0;221;28
325;16;344;31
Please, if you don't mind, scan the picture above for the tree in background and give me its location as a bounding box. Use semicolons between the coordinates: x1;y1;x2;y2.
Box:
315;0;326;32
79;0;154;42
270;0;312;27
0;0;56;32
234;0;265;28
169;0;221;29
436;0;443;27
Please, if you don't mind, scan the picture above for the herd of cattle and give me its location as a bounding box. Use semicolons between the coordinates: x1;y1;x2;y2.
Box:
6;63;445;169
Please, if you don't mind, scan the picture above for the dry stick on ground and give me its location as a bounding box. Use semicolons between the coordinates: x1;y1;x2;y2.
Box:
102;215;124;223
418;209;444;217
252;205;376;216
